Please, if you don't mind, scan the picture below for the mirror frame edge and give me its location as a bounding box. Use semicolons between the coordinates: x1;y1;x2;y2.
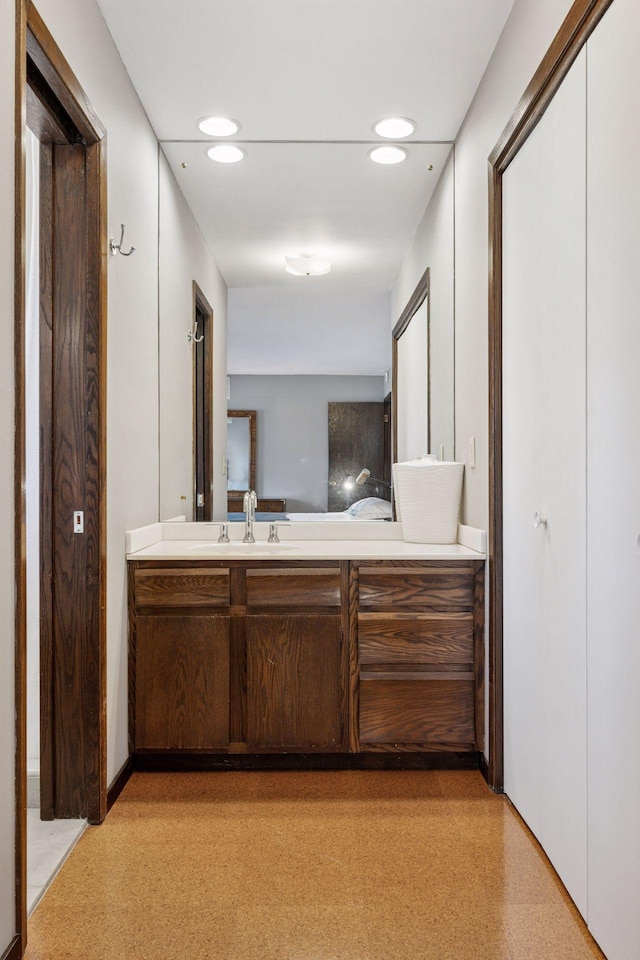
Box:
227;408;257;496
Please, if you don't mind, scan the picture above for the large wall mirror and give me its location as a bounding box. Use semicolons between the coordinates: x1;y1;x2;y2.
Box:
158;142;456;520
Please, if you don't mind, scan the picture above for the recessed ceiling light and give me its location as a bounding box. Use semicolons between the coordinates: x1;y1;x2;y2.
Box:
284;254;332;277
198;116;241;137
369;145;407;165
373;117;415;139
207;144;245;164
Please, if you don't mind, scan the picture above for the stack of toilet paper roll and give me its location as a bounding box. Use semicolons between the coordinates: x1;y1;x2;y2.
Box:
392;455;464;543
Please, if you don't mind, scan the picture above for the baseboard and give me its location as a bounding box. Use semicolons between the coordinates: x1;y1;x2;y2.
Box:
106;755;134;812
133;751;481;773
479;752;500;791
1;935;22;960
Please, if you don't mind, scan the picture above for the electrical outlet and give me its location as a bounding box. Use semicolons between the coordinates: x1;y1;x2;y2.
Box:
468;436;476;469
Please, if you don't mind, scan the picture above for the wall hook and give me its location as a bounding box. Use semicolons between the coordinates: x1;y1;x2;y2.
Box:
187;319;204;344
109;223;135;256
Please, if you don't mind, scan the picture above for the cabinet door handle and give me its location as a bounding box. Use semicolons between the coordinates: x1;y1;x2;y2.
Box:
533;511;548;529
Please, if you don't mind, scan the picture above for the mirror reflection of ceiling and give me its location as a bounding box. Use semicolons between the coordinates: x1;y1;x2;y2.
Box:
97;0;514;372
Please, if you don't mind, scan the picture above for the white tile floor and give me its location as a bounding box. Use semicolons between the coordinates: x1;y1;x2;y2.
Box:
27;809;86;915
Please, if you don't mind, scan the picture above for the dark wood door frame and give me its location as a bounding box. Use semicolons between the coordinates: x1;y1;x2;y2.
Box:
15;0;107;950
192;281;213;521
487;0;614;792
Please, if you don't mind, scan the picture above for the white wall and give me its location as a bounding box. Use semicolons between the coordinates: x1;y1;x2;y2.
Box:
452;0;577;525
392;149;455;462
0;0;16;947
34;0;162;784
159;152;228;523
229;375;385;511
395;0;576;526
396;299;429;462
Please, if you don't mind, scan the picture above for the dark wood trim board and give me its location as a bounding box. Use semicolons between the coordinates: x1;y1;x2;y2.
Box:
107;756;135;813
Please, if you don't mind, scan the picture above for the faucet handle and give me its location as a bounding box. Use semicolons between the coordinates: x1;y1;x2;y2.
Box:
268;523;279;544
267;522;289;544
217;523;230;543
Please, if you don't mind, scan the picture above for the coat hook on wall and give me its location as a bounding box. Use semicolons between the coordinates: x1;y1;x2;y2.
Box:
187;319;204;344
109;223;135;256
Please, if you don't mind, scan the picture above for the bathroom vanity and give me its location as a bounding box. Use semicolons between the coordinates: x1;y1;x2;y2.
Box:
126;525;485;769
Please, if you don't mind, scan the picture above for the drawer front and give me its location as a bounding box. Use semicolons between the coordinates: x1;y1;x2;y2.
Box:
135;568;230;607
257;499;286;512
246;569;341;607
358;613;473;665
359;675;475;747
359;570;474;609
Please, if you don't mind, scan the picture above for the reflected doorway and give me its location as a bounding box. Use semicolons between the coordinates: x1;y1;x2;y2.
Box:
193;283;213;521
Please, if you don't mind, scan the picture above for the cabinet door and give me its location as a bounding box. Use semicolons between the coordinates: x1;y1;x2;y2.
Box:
135;614;230;750
246;615;342;751
502;48;587;914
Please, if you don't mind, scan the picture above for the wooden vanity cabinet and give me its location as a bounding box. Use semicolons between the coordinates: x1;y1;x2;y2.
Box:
353;560;484;753
128;556;484;764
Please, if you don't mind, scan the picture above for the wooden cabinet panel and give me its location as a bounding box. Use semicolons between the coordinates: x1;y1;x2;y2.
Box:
135;615;230;750
358;569;474;608
228;498;287;512
358;612;473;665
246;615;342;751
359;675;475;747
134;568;230;607
246;569;341;607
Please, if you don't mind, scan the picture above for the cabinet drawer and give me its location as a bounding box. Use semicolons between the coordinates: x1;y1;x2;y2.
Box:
246;569;341;607
359;569;474;609
256;498;287;512
358;613;473;665
359;675;475;747
134;568;230;607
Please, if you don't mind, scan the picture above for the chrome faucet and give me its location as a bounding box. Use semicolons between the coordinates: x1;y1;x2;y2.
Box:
243;489;257;543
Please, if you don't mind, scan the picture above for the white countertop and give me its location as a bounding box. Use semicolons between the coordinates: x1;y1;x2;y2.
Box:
126;538;484;561
126;522;486;561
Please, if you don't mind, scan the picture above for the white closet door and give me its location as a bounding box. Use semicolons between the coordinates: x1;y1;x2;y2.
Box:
503;49;587;914
503;120;544;840
587;1;640;956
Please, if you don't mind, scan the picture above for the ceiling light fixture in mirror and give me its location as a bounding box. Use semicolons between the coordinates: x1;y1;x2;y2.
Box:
207;144;245;164
369;145;407;165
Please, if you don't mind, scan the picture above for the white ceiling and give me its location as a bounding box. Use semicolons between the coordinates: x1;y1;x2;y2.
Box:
96;0;514;372
161;141;452;290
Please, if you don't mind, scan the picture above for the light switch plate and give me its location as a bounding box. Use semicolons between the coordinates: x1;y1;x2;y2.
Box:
74;510;84;533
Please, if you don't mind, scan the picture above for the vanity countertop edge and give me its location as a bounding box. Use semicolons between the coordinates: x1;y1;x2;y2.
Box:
125;521;486;561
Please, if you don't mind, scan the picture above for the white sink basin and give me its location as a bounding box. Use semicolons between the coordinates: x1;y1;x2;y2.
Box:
186;542;298;555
